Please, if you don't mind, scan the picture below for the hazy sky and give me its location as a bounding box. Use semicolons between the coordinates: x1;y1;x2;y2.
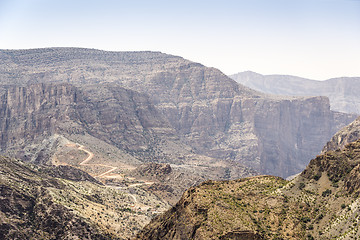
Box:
0;0;359;79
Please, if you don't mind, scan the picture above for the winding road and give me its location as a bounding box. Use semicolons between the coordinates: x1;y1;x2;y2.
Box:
78;145;118;178
76;144;155;208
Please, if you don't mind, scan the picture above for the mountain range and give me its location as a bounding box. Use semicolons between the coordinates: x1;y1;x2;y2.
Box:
0;48;356;179
0;48;359;239
230;71;360;114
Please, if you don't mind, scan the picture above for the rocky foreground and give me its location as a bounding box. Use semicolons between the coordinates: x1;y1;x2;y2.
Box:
0;157;170;239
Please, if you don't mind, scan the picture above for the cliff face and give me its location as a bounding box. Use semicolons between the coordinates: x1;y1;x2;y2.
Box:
322;116;360;153
0;83;180;164
0;83;75;150
0;48;356;177
252;96;348;176
230;71;360;114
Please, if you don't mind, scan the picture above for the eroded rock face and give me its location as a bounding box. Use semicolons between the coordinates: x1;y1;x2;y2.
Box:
322;116;360;153
0;83;75;150
0;48;356;177
0;83;182;164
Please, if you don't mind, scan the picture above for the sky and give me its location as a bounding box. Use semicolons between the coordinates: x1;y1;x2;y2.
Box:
0;0;359;80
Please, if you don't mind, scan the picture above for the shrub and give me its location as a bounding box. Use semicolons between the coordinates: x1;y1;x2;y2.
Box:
322;189;332;197
313;174;321;181
301;216;311;223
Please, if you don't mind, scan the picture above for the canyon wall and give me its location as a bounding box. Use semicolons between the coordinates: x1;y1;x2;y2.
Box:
0;48;356;177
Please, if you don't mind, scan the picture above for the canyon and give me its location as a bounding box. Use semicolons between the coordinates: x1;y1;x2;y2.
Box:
0;48;359;239
0;48;356;178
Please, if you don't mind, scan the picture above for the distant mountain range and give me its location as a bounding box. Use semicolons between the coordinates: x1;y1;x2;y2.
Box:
230;71;360;114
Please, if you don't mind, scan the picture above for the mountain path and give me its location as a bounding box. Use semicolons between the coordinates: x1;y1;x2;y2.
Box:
78;144;118;178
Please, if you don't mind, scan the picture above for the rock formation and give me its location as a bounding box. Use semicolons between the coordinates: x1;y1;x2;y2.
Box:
322;116;360;153
0;48;356;178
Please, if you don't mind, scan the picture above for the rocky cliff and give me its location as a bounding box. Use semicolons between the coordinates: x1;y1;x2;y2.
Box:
230;71;360;114
0;48;356;178
0;82;182;163
322;116;360;153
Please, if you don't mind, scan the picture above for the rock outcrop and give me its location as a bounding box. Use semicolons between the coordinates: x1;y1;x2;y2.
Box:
322;116;360;153
0;156;117;239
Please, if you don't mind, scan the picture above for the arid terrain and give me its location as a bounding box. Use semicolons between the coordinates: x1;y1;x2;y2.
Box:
0;48;358;239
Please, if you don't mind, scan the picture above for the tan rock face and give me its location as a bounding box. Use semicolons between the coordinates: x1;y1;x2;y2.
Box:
0;83;76;150
322;116;360;153
0;48;356;177
0;83;182;165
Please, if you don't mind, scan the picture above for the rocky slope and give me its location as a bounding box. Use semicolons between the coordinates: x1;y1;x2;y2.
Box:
322;116;360;153
137;138;360;239
230;71;360;114
0;48;356;178
0;156;171;239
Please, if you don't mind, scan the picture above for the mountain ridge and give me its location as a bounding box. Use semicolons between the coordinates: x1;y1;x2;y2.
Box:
0;48;355;178
230;71;360;114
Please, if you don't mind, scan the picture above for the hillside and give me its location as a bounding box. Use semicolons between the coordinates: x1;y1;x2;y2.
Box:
0;48;355;178
137;138;360;239
0;156;172;239
230;71;360;114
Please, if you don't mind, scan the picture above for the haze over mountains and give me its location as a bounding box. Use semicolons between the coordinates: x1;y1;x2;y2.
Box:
230;71;360;114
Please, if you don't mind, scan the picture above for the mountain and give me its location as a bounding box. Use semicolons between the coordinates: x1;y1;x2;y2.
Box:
0;82;254;209
230;71;360;114
136;119;360;240
0;48;355;178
